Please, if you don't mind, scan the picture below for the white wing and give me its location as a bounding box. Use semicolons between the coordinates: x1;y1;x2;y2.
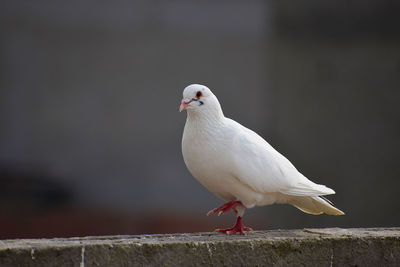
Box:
223;118;335;197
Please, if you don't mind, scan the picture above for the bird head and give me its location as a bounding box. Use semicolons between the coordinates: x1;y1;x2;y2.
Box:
179;84;224;120
179;84;210;112
182;83;222;110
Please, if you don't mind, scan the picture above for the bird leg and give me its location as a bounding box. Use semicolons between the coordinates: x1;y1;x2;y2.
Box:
207;201;243;216
214;216;253;235
207;201;253;234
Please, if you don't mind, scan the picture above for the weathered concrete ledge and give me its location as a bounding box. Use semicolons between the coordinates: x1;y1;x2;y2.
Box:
0;228;399;267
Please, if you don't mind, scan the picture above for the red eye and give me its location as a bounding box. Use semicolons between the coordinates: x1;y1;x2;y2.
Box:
196;91;202;98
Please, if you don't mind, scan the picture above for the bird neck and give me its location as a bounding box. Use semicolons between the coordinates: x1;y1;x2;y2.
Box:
186;102;225;128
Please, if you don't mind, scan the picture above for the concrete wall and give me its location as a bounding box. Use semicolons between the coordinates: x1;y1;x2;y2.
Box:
1;228;400;266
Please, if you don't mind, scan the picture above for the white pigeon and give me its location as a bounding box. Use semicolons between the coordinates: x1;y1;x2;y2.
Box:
179;84;344;234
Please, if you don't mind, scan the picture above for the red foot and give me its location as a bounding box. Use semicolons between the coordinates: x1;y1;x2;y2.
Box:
207;201;243;216
214;216;253;235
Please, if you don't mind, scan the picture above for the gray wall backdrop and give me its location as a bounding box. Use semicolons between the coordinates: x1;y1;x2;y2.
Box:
0;0;399;237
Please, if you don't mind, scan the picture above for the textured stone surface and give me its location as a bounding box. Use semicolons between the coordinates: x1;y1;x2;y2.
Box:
0;228;399;266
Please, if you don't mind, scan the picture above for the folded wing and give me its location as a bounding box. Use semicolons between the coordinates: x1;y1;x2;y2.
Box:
226;119;335;197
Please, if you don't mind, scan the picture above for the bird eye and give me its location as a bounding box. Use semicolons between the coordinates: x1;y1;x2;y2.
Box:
196;91;202;98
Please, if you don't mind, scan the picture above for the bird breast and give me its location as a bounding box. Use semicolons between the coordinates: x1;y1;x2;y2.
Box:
181;120;261;204
182;122;234;199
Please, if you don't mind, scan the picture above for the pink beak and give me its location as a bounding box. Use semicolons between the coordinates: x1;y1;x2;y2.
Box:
179;99;191;112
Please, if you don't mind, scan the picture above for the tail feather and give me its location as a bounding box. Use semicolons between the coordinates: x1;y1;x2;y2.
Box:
282;181;336;197
288;196;345;215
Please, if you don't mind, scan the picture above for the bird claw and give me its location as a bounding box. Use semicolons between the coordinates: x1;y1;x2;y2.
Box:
208;202;252;235
214;226;253;235
206;209;217;216
207;201;243;216
214;216;253;235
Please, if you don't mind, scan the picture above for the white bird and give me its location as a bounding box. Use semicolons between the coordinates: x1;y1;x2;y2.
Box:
179;84;344;234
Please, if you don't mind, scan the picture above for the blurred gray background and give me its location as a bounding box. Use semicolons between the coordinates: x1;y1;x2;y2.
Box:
0;0;399;238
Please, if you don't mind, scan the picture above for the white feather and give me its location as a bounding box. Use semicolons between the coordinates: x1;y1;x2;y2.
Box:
181;84;344;215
